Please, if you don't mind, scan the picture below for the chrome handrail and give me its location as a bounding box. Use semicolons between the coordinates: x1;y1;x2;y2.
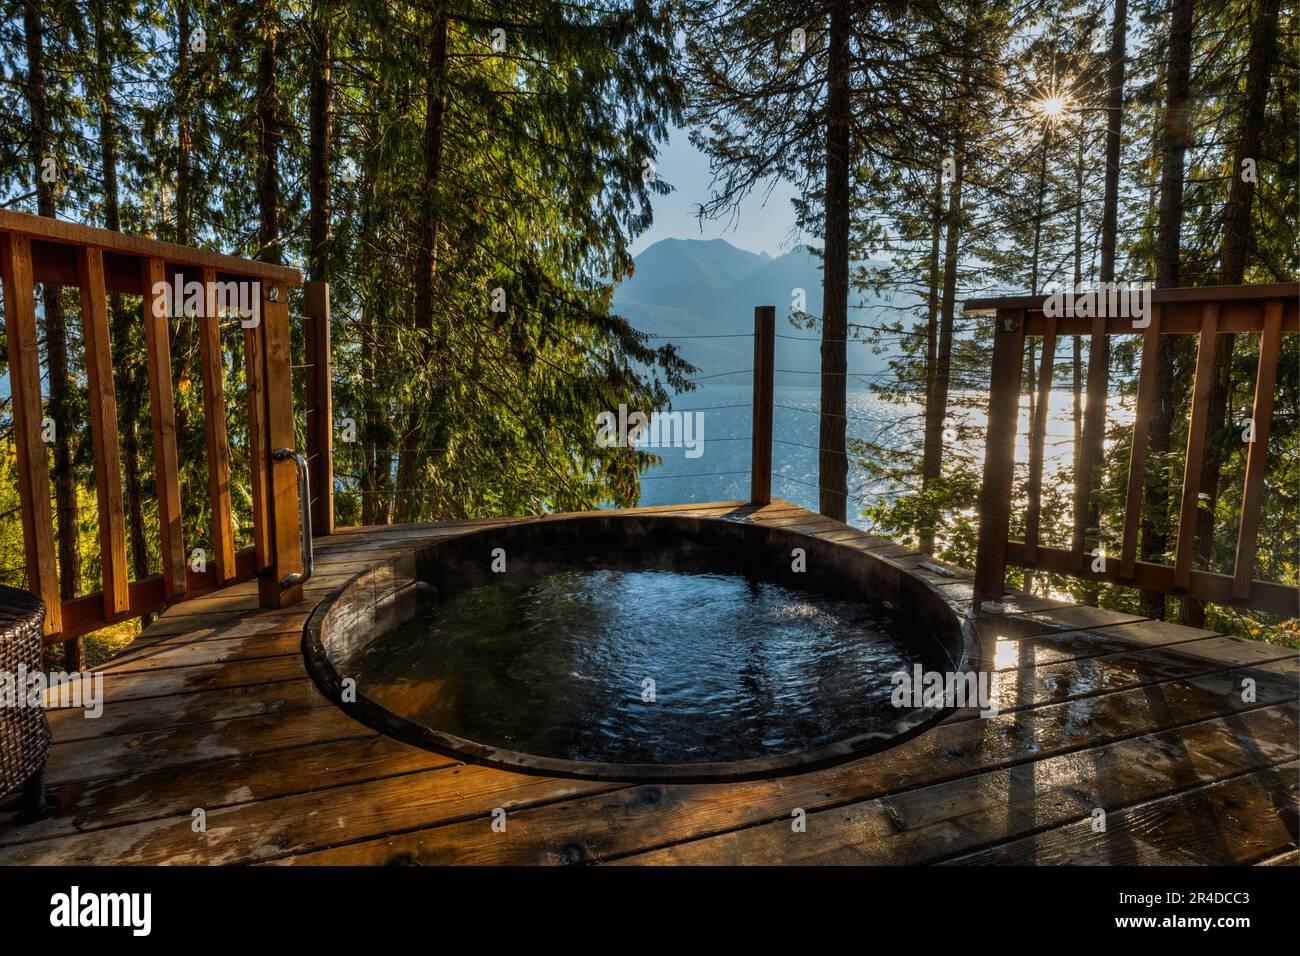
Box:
272;448;313;588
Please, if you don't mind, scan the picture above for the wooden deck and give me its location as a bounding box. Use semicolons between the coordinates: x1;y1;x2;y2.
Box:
1;501;1296;865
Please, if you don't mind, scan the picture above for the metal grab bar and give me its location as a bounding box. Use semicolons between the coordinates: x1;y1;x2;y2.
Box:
272;448;313;588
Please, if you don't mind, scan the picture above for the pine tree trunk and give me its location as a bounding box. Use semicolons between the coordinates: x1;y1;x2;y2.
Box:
23;0;82;666
818;0;851;522
395;11;449;523
1098;0;1127;284
176;2;191;245
1072;135;1083;466
93;0;149;590
1182;0;1280;627
924;125;965;547
256;0;280;263
1072;0;1126;608
308;3;332;281
919;164;944;553
1140;0;1193;622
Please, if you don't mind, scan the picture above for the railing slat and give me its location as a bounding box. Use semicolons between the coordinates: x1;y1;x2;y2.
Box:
76;247;129;616
1232;300;1284;601
0;232;62;634
258;286;304;608
244;309;271;571
1173;302;1220;589
1119;304;1162;578
1023;318;1057;565
199;267;237;584
1072;315;1109;570
141;257;186;599
974;308;1025;602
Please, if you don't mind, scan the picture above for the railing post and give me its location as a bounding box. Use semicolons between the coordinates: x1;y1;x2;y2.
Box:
0;232;62;636
750;305;775;505
77;247;129;616
304;280;333;536
200;267;237;586
257;282;305;609
974;308;1025;606
142;258;186;601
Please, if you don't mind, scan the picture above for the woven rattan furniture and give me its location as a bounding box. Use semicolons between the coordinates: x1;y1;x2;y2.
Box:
0;585;50;815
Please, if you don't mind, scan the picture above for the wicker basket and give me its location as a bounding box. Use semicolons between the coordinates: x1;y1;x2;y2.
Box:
0;585;51;812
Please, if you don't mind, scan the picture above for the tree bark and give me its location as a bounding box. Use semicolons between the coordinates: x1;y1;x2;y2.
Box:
256;0;280;263
176;1;191;246
1072;134;1083;466
924;125;965;546
23;0;82;666
93;0;149;591
307;2;333;281
1140;0;1194;622
1098;0;1127;284
395;11;449;523
918;163;944;553
818;0;852;522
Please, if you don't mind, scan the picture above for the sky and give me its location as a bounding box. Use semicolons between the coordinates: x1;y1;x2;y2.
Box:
630;125;805;259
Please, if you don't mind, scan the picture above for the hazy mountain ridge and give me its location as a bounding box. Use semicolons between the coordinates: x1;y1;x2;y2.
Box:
613;237;912;386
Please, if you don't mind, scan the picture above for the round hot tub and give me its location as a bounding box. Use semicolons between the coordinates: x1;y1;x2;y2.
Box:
304;514;969;783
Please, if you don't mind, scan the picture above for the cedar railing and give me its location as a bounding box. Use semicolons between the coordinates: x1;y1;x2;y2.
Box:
967;282;1299;617
0;209;332;648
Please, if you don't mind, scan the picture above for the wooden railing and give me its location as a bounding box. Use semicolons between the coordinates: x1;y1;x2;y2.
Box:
966;282;1299;617
0;209;332;646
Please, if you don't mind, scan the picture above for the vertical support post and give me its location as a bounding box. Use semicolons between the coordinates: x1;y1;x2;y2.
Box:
1022;316;1057;566
0;232;61;635
258;283;304;608
1174;302;1219;589
244;294;270;571
974;309;1025;604
1233;300;1283;599
1119;304;1162;579
1072;314;1110;571
200;267;236;585
303;280;333;535
76;247;129;617
750;305;775;505
141;257;186;600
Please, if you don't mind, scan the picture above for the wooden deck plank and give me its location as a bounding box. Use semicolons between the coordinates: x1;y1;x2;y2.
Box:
45;678;326;742
943;761;1299;866
41;703;374;787
612;705;1297;866
279;702;1294;868
958;642;1296;721
46;655;307;707
1;732;461;848
100;631;303;674
268;663;1297;866
1006;604;1149;631
0;766;618;865
1;504;1294;866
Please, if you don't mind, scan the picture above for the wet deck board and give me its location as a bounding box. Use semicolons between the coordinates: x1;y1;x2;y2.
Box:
1;501;1295;865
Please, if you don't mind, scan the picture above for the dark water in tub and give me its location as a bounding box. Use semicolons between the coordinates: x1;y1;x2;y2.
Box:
346;568;938;766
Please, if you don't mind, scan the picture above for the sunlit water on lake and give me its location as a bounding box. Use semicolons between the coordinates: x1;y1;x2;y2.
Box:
634;382;1134;532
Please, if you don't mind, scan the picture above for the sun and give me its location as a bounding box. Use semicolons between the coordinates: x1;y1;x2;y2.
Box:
1037;96;1067;118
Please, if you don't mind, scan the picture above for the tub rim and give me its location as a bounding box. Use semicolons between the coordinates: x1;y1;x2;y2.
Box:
302;513;973;784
